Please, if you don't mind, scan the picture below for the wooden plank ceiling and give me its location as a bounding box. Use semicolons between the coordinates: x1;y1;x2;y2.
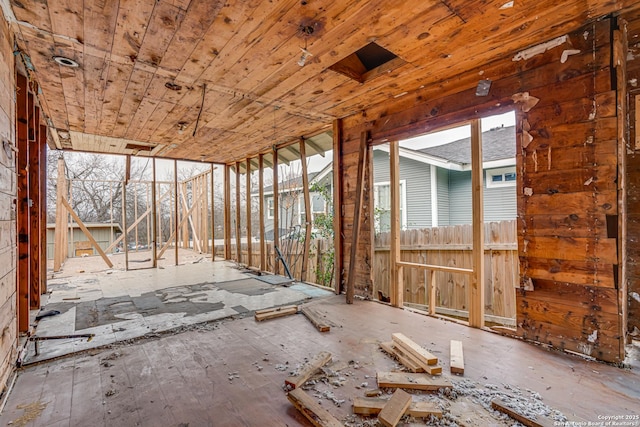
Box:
4;0;633;163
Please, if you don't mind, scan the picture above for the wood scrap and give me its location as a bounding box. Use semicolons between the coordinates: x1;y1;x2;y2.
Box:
383;337;442;375
450;340;464;375
284;351;332;389
376;372;452;391
287;388;343;427
352;397;443;418
300;306;330;332
391;333;438;367
254;305;298;322
449;398;512;427
491;398;557;427
378;389;412;427
379;341;424;373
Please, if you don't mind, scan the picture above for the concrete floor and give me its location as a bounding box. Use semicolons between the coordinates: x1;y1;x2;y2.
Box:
27;253;331;363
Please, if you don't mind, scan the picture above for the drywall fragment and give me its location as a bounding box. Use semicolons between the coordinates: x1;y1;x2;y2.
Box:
587;330;598;343
512;35;568;61
523;277;533;291
523;187;533;196
499;1;514;9
522;130;534;148
511;92;539;112
588;100;596;120
630;78;638;87
583;31;589;40
584;177;594;186
560;49;581;63
630;292;640;303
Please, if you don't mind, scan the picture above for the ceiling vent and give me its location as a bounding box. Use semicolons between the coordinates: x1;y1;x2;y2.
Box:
328;42;405;83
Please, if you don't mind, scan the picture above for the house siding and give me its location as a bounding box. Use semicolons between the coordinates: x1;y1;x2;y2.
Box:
436;167;450;226
372;149;433;229
448;169;517;225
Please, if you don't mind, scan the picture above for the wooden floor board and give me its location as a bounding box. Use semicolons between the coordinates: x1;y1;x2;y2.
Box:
0;296;638;426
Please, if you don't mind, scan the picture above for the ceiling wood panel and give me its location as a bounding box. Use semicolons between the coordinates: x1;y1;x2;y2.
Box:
7;0;635;163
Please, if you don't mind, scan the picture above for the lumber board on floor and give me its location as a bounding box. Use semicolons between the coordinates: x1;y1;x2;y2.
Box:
450;340;464;375
379;342;424;373
449;398;512;427
285;351;332;389
391;333;438;366
376;372;452;391
254;305;298;322
378;389;411;427
300;306;330;332
287;388;343;427
353;397;443;418
491;399;557;427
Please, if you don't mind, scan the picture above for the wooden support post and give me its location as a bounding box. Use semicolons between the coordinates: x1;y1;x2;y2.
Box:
53;158;66;272
389;140;402;307
38;124;47;294
469;119;485;328
122;178;129;271
300;139;312;282
16;74;30;331
332;119;343;294
174;160;179;265
273;147;280;275
152;158;157;267
345;131;368;304
181;182;189;249
211;164;215;261
28;105;41;308
614;24;628;356
235;162;242;263
428;269;436;315
245;158;252;267
133;184;139;251
157;189;207;258
224;164;231;259
259;154;266;271
125;155;131;184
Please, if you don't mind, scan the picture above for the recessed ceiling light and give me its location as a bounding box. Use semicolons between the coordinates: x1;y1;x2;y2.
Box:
53;56;79;68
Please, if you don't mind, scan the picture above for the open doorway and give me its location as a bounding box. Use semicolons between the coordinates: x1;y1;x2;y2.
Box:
372;111;518;327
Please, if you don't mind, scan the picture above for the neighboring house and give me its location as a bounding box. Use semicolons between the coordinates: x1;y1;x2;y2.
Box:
259;163;334;241
46;222;122;259
257;125;516;237
373;125;517;231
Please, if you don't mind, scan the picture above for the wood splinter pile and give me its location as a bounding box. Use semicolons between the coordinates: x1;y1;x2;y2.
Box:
284;333;466;427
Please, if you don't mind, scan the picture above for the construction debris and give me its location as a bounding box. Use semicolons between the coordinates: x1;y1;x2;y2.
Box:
352;397;443;418
254;305;298;322
300;305;330;332
287;388;343;427
450;340;464;375
390;333;442;374
491;398;557;427
285;351;332;390
378;389;412;427
376;372;452;391
379;341;424;373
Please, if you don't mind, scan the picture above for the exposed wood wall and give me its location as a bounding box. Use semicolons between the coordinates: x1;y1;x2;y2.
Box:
0;14;17;392
623;8;640;337
339;18;625;362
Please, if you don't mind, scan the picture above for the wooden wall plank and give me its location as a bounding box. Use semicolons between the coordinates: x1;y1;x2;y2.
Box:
16;74;29;332
28;106;40;309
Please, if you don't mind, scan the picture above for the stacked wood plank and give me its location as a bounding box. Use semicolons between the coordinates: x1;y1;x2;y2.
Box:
379;333;442;375
254;305;298;322
287;388;343;427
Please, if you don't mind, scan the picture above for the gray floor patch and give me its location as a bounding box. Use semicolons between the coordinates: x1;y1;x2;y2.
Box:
213;278;277;295
254;274;294;286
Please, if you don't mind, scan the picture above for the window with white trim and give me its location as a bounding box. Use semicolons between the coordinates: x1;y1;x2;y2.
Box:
373;180;406;232
267;197;274;219
486;167;517;188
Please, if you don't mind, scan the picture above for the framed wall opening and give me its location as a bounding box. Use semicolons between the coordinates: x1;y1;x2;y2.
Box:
372;111;518;328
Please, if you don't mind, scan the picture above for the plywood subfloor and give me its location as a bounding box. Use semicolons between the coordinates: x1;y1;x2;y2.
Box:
2;297;639;426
